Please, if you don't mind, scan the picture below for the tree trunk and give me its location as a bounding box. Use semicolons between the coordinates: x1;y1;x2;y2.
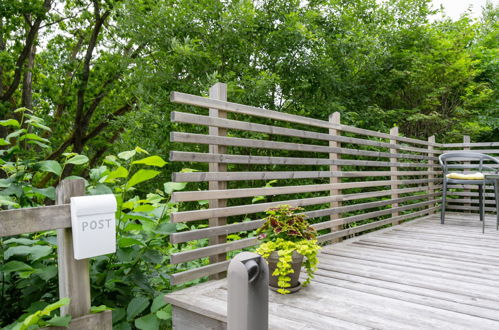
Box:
22;42;36;109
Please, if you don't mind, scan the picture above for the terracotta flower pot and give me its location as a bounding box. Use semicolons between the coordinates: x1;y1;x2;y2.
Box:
267;250;304;293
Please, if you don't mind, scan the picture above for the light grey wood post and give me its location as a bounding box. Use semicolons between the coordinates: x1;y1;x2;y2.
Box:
390;127;399;225
427;135;436;214
208;82;228;279
329;112;342;241
56;179;90;317
463;135;471;211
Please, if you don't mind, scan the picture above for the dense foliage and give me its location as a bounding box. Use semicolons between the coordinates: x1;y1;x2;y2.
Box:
0;0;497;328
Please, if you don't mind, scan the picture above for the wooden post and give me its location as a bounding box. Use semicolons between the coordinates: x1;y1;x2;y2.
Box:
427;135;436;213
329;112;341;241
463;135;471;211
208;82;228;279
390;127;399;225
56;179;90;317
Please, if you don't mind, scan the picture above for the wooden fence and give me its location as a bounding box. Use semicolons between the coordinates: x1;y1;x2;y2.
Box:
167;82;446;285
0;179;111;330
442;139;499;213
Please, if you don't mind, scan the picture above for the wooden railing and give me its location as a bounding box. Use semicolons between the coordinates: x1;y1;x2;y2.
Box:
168;83;444;285
442;138;499;213
0;179;112;330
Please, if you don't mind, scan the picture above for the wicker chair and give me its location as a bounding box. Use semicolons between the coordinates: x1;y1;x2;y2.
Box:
439;152;499;233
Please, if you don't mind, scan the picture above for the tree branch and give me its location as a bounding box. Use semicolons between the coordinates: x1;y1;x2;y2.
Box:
1;0;52;102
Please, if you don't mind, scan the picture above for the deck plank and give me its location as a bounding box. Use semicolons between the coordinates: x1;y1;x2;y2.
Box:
165;213;499;329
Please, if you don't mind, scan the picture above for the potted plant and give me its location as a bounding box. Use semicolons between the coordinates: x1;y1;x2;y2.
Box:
255;204;320;294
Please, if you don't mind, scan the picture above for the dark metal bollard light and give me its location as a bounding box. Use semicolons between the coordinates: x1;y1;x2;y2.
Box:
227;252;269;330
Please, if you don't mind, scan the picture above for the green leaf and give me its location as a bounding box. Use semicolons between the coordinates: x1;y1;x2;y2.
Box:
37;160;62;176
150;296;167;313
6;129;26;141
126;170;160;189
134;146;149;154
0;260;33;273
19;133;49;143
4;245;52;261
88;183;114;195
0;119;20;127
134;313;160;330
142;249;163;264
32;187;56;200
29;121;52;132
0;195;20;208
164;182;186;195
112;308;126;324
65;154;89;165
0;138;9;146
91;305;113;313
105;166;129;182
127;297;150;321
42;297;70;314
114;322;132;330
154;222;177;235
133;204;156;212
45;315;71;327
4;238;36;245
156;310;170;320
34;265;58;281
0;178;12;188
118;150;137;160
132;156;167;167
118;237;144;248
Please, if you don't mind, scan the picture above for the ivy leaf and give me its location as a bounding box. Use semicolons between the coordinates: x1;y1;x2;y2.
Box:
37;160;63;176
127;297;150;321
164;182;186;195
132;156;167;167
134;313;160;330
0;119;20;127
65;154;89;165
126;170;160;189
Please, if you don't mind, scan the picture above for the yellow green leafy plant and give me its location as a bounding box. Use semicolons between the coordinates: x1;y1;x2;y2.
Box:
255;205;320;294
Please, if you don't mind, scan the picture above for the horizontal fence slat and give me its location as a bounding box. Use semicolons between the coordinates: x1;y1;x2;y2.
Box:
170;186;438;223
170;93;440;147
446;205;496;212
170;207;439;284
173;170;441;182
171;178;441;202
171;198;439;264
0;205;71;237
170;151;437;169
171;112;438;156
446;198;497;205
170;194;440;244
170;260;231;285
170;132;437;160
170;238;257;264
442;142;499;148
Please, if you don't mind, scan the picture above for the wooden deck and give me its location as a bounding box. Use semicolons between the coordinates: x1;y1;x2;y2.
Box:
165;212;499;329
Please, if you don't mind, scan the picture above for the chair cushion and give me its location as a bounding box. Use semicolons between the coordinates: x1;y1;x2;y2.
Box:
446;172;484;180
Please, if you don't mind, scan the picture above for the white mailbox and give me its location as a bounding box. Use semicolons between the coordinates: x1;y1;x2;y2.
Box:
70;194;117;260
